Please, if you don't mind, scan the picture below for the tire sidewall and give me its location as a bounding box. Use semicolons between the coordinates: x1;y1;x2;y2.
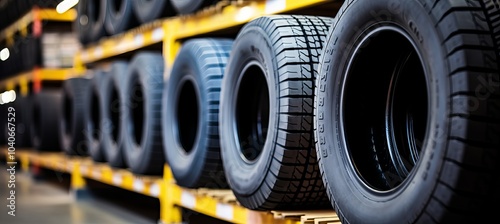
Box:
164;48;206;185
220;26;278;196
316;0;450;222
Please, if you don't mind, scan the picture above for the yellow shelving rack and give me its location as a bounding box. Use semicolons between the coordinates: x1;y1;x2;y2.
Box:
0;7;77;94
3;150;339;224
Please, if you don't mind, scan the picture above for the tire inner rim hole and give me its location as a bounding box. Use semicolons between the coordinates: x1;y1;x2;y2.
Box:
112;0;124;12
343;28;429;191
176;79;199;153
130;81;145;146
236;64;270;162
90;0;100;22
110;86;121;143
63;94;73;136
91;90;100;140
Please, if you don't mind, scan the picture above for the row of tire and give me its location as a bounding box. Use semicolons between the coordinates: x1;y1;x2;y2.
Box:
76;0;219;45
0;36;41;78
0;0;61;31
4;0;500;223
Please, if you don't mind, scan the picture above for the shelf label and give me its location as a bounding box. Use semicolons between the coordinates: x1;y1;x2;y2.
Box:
80;166;88;175
94;47;103;58
133;179;144;192
181;191;196;209
134;34;144;47
216;203;234;221
92;170;101;179
152;28;164;42
150;183;160;197
266;0;286;14
112;173;122;185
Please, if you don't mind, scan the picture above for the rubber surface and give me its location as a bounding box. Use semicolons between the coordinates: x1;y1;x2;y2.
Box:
76;0;91;45
132;0;175;24
104;0;137;35
220;15;333;210
315;0;500;223
32;90;63;151
170;0;218;15
122;52;165;174
102;61;129;168
88;0;107;43
163;38;233;188
60;77;91;156
85;70;107;162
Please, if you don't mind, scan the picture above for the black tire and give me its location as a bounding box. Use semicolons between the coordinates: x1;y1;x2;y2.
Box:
122;52;165;174
131;0;175;24
163;38;232;188
220;15;333;210
170;0;218;15
32;90;62;151
85;70;107;162
60;77;91;156
315;0;500;223
9;95;33;148
102;61;129;167
76;0;91;45
104;0;137;36
88;0;107;43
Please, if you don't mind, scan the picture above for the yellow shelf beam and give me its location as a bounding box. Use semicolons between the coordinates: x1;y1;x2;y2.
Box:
0;8;76;43
4;150;333;224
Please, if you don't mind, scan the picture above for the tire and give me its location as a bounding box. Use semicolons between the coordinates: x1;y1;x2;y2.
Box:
76;0;91;45
102;61;129;167
16;95;33;148
163;38;233;188
88;0;107;43
219;15;333;210
32;90;62;151
170;0;218;15
122;52;165;174
85;70;107;162
104;0;137;36
60;77;91;156
315;0;500;223
132;0;175;24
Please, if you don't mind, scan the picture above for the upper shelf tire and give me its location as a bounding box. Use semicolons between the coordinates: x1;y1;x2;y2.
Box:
170;0;219;15
132;0;175;24
105;0;138;36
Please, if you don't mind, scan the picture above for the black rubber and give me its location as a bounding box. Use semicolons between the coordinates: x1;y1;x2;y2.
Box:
163;38;233;188
170;0;218;15
122;52;165;174
32;90;63;151
104;0;137;35
88;0;107;42
102;61;129;168
75;0;91;45
220;15;333;210
315;0;500;223
132;0;175;24
85;70;107;162
60;77;91;156
10;95;33;148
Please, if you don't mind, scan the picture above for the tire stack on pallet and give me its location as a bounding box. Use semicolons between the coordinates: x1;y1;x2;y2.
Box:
20;0;500;223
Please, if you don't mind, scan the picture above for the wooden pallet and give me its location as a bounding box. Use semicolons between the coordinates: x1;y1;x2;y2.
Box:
272;210;340;224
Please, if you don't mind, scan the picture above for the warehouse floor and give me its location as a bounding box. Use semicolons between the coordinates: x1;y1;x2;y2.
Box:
0;164;156;224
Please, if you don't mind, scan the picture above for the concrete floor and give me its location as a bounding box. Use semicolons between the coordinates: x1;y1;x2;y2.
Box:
0;164;157;224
